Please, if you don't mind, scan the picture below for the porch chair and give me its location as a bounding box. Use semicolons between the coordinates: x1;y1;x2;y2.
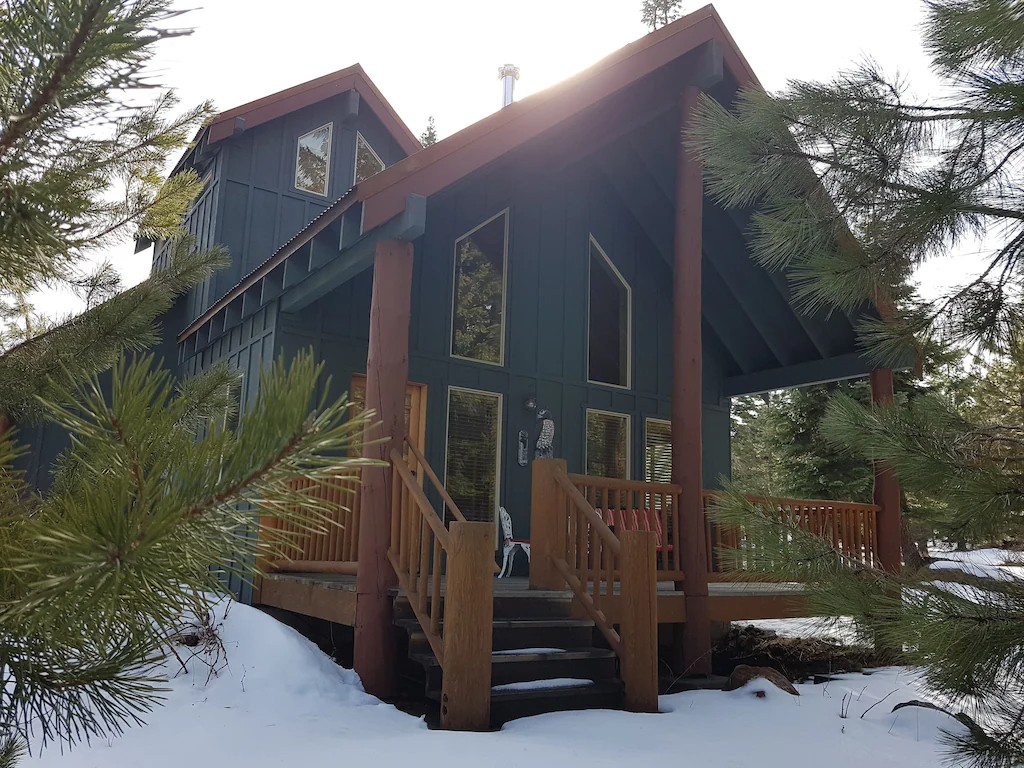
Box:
498;506;530;578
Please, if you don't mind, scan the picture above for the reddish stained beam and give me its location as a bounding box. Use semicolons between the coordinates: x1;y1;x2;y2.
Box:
673;84;712;677
353;238;414;697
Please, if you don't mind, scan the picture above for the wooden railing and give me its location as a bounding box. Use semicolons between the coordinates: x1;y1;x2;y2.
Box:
569;474;684;582
387;438;494;731
703;492;881;576
531;459;658;713
263;471;363;575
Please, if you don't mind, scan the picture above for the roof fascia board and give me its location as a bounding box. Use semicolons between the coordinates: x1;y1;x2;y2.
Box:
723;352;877;397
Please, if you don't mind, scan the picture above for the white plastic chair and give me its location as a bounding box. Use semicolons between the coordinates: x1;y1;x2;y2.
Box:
498;506;530;578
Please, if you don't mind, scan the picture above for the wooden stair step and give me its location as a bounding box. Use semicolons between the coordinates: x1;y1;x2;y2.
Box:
412;647;618;689
398;617;595;652
487;679;626;727
392;592;574;621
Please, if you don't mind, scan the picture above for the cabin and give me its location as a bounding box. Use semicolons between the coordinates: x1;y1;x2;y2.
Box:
165;5;903;729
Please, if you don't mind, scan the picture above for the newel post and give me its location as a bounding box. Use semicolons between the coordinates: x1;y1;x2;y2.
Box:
441;520;495;730
529;459;567;590
673;84;712;675
870;368;903;573
620;530;659;713
354;238;414;698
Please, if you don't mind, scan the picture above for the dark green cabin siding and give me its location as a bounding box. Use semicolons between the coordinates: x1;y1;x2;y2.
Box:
182;94;410;326
286;160;734;542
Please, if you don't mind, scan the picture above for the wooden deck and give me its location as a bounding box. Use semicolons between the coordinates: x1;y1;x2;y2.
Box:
258;572;809;627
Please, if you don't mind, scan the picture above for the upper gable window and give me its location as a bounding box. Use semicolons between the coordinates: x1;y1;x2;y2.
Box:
451;211;508;365
295;123;332;196
354;132;385;184
587;236;631;388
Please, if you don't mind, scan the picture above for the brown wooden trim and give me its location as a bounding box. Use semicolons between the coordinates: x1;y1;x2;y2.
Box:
206;65;420;155
708;593;808;622
439;521;494;730
271;560;359;575
257;577;357;626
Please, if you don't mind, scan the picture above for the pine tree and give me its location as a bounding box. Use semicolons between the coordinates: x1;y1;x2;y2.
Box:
0;1;372;756
640;0;682;30
420;116;438;147
692;1;1024;763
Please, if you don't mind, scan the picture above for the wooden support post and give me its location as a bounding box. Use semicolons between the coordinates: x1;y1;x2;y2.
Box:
251;513;278;605
529;459;567;590
354;238;414;698
673;85;712;676
441;521;495;730
870;368;903;573
620;530;659;713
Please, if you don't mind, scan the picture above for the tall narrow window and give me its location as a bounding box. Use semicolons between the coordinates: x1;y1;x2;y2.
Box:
588;237;631;387
645;418;672;484
451;211;508;364
585;409;630;479
354;132;385;184
445;388;502;523
295;123;332;196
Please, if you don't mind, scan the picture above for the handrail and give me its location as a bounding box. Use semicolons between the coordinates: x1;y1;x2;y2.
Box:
388;441;495;730
570;472;683;580
262;470;363;573
566;473;681;495
532;459;658;713
551;556;622;654
703;491;882;574
704;490;879;512
404;438;467;523
391;447;450;548
554;468;622;556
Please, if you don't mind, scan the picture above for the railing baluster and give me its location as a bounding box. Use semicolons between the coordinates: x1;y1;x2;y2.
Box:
418;515;430;614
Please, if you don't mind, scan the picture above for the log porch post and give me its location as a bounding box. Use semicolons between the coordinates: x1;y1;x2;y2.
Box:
673;85;712;676
870;368;902;573
354;238;414;698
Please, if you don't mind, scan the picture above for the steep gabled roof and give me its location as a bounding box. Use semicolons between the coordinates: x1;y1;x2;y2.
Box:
180;4;755;342
202;63;421;153
172;64;421;177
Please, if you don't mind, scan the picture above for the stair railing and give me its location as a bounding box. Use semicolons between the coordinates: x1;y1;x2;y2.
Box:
530;459;658;713
388;437;495;730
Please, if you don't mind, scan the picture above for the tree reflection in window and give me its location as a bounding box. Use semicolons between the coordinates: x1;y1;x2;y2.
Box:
451;212;507;364
354;132;385;184
586;410;630;479
295;123;332;196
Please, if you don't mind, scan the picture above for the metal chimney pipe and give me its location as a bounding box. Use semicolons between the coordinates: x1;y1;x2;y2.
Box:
498;64;520;107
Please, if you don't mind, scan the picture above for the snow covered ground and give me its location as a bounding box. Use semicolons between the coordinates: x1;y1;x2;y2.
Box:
32;599;969;768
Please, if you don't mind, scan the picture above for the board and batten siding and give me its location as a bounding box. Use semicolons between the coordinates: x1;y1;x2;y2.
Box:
292;156;732;542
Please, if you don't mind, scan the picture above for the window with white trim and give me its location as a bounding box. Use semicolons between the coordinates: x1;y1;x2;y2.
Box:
588;236;631;388
451;211;508;365
645;418;672;484
445;387;502;523
295;123;332;196
354;132;385;184
585;409;630;479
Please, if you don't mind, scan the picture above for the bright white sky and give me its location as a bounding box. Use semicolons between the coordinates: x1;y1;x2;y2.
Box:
41;0;961;314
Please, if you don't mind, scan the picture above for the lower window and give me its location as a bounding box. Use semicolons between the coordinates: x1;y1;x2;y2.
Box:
585;409;630;479
445;387;502;523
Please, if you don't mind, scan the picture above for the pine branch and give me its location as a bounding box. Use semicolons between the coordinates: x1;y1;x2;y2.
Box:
0;0;104;157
